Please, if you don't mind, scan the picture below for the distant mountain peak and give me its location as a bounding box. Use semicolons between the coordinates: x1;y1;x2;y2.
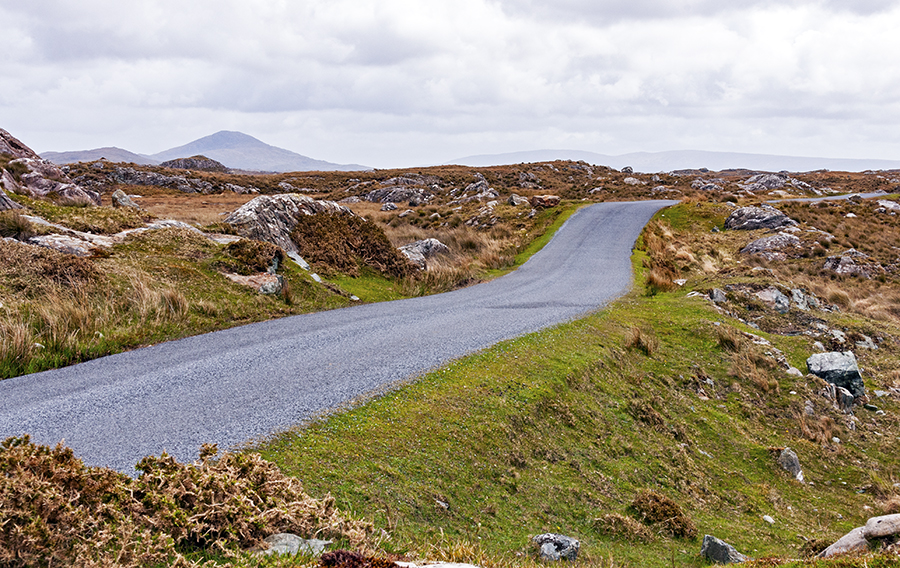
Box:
151;131;370;173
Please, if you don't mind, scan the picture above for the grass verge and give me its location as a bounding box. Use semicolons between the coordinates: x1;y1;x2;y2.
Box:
252;246;900;567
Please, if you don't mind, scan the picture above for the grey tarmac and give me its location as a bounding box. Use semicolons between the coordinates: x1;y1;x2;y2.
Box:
0;200;676;473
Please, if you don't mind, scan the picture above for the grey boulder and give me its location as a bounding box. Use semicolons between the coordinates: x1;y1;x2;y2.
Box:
863;514;900;540
807;351;866;398
756;287;790;314
818;526;869;558
725;205;797;231
740;233;800;261
224;193;353;255
701;535;747;564
776;447;804;482
399;238;450;270
532;533;579;561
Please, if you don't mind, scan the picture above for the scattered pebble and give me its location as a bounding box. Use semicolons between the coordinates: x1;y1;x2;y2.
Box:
763;515;775;525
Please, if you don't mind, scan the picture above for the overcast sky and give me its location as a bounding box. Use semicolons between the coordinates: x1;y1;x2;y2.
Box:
2;0;900;168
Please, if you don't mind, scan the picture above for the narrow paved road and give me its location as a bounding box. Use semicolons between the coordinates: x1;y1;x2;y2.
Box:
0;200;675;472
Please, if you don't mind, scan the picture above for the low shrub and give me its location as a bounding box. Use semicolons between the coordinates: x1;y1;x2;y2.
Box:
630;490;697;539
0;436;373;568
221;239;284;275
291;213;413;278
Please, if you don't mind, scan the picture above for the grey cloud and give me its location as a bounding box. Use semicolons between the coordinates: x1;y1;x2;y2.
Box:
493;0;899;22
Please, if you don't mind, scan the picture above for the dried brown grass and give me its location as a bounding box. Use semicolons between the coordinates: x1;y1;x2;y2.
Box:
626;326;658;356
594;513;655;542
0;436;373;568
798;413;836;445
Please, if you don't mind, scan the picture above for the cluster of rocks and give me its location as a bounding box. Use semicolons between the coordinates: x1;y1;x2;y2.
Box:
1;127;100;208
740;173;815;194
823;248;879;279
5;213;239;258
76;165;260;195
448;173;499;205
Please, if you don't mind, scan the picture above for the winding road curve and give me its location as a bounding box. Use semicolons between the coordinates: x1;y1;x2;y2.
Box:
0;200;676;472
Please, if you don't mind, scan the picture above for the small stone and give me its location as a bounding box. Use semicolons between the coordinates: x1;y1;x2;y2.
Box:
709;288;727;303
832;437;841;444
762;515;775;525
776;448;804;482
531;533;579;562
254;533;332;557
381;202;398;211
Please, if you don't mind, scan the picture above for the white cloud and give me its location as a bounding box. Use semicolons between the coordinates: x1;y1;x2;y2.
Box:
2;0;900;167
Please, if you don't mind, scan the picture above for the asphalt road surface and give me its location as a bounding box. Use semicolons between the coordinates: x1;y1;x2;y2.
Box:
0;199;676;472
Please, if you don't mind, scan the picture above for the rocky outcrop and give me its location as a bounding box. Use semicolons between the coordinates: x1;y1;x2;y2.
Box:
740;233;800;261
807;351;866;398
1;128;100;206
508;194;529;206
740;173;814;193
755;287;790;314
725;205;797;231
224;193;353;254
160;155;229;172
532;533;579;562
75;165;258;195
364;186;432;206
701;535;748;564
0;183;22;211
823;249;876;279
530;195;560;208
399;238;450;270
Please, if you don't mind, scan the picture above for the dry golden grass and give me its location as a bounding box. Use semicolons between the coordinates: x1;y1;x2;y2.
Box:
798;414;837;445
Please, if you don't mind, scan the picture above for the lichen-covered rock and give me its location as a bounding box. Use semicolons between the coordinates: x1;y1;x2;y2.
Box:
725;205;796;231
755;286;790;314
224;193;353;254
823;249;876;278
111;189;142;209
364;186;432;205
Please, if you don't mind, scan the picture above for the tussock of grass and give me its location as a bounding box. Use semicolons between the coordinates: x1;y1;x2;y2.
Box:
0;210;34;240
